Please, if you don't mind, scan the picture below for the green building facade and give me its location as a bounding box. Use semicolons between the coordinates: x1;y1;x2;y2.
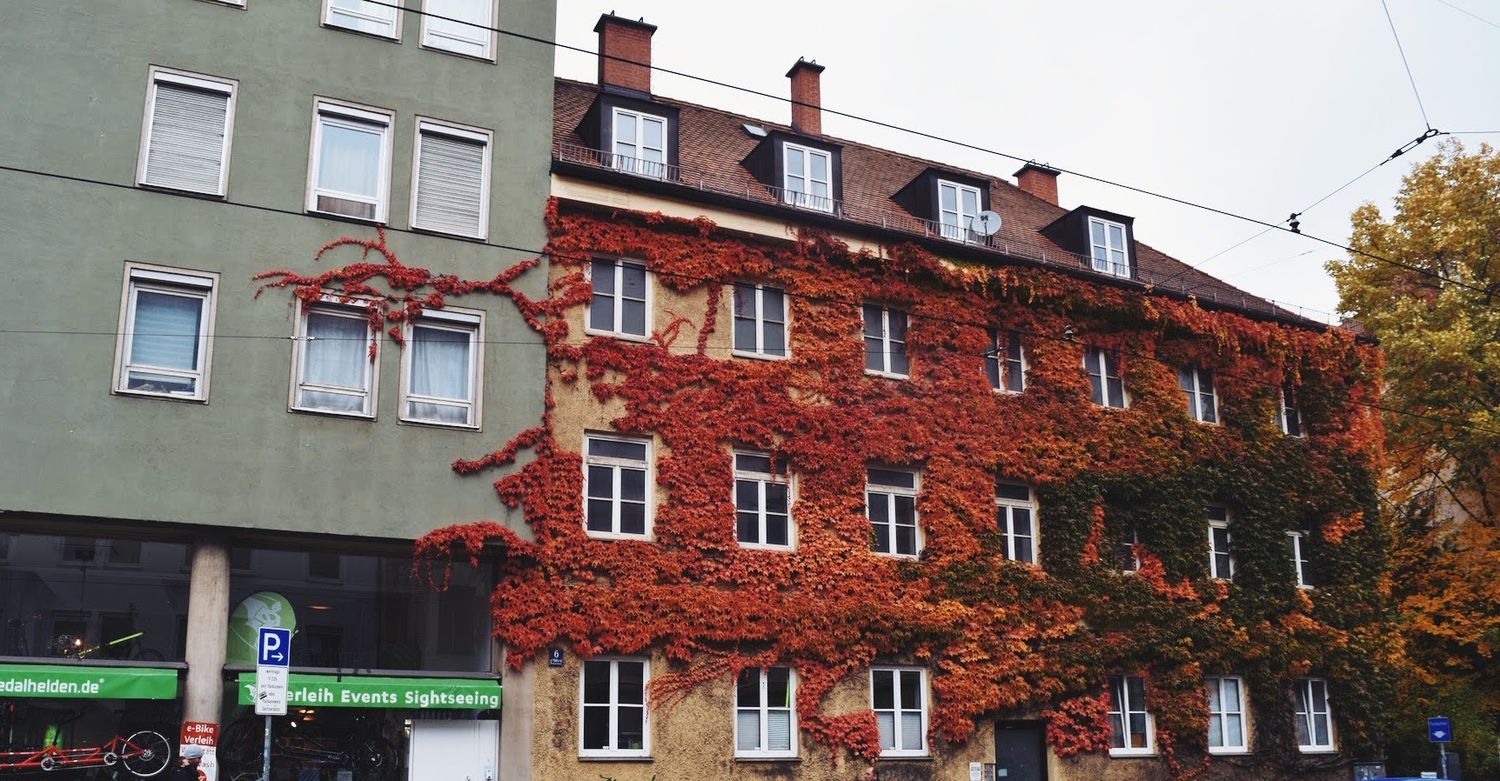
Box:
0;1;555;778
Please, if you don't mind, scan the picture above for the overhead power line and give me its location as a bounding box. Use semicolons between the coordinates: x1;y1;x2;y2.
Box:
1380;0;1433;130
349;0;1489;297
1430;0;1500;31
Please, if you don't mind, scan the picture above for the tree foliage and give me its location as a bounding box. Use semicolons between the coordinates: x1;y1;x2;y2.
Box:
1329;141;1500;776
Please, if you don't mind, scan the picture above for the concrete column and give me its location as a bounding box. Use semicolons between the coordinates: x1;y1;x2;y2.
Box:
499;652;534;781
183;537;230;724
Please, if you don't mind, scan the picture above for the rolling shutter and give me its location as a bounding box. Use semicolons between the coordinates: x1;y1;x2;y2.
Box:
142;79;231;194
413;127;487;237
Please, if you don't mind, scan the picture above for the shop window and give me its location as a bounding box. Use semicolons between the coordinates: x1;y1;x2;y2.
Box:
107;539;143;567
61;537;98;563
228;546;493;672
0;531;10;561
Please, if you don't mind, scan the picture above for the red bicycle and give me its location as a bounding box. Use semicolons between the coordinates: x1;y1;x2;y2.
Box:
0;730;172;776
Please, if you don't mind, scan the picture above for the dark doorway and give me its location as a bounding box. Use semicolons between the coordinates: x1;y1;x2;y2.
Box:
995;721;1047;781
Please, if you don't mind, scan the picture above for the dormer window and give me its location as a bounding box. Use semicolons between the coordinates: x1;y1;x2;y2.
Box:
782;142;833;212
938;180;981;242
1089;217;1130;277
612;108;668;179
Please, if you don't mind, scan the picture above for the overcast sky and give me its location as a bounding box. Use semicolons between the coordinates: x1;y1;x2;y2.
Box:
551;0;1500;321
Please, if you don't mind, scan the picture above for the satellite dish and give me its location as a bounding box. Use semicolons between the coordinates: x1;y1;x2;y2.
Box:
970;210;1002;237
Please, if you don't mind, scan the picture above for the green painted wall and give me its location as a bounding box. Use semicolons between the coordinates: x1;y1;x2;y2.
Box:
0;0;556;539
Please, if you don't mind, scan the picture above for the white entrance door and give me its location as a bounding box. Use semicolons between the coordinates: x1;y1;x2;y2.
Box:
408;720;499;781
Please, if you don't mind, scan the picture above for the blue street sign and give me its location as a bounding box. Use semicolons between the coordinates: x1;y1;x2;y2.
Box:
257;627;292;668
1428;716;1452;743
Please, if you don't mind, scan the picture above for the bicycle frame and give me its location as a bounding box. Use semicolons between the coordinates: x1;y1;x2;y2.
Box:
0;730;168;775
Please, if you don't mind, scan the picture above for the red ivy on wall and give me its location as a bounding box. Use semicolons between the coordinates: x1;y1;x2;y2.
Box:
259;199;1390;777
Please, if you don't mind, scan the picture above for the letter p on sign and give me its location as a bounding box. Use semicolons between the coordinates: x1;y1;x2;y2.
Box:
257;628;291;667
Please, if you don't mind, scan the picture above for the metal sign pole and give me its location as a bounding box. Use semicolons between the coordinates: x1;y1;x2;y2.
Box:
1439;741;1448;779
262;715;271;781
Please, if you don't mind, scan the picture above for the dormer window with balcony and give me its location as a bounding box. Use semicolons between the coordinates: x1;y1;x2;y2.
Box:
894;169;993;244
575;94;680;183
1041;207;1137;280
742;132;843;216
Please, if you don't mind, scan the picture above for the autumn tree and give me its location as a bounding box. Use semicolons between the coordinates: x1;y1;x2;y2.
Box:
1329;141;1500;777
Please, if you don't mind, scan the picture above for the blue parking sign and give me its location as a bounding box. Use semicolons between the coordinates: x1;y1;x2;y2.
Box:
257;627;292;667
1428;716;1452;743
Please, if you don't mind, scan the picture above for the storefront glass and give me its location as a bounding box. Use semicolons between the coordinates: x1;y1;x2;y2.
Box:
0;530;190;662
228;546;494;672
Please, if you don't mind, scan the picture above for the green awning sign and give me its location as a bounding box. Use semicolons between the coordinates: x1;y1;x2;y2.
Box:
235;673;500;710
0;664;178;700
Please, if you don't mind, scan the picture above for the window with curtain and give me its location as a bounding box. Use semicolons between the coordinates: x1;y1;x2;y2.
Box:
403;314;479;427
295;306;375;416
324;0;400;38
872;667;926;756
421;0;494;58
736;667;795;757
412;121;489;238
309;101;391;221
1206;676;1247;753
117;266;215;400
139;69;235;196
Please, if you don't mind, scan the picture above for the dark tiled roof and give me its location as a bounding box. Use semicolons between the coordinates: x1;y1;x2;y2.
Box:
552;78;1315;328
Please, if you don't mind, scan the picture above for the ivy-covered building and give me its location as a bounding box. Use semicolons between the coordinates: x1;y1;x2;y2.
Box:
424;13;1392;781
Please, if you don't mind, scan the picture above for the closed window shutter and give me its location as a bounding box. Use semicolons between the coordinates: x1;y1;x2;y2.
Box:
414;129;486;237
143;81;229;193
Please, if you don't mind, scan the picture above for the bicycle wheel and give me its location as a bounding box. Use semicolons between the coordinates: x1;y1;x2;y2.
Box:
120;730;172;777
218;718;263;772
351;737;397;781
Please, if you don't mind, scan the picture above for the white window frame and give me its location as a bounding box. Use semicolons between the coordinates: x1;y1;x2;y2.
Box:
1084;348;1128;408
730;282;790;360
582;433;653;541
398;307;482;429
1294;678;1336;753
306;98;394;223
1288;531;1312;589
994;482;1038;565
1181;367;1218;424
321;0;402;39
1279;386;1304;438
937;180;982;242
871;667;928;757
781;142;834;213
578;657;650;758
863;305;909;379
1208;506;1234;581
409;117;493;239
734;667;797;759
112;263;219;402
867;468;921;559
986;329;1027;393
1205;675;1248;754
136;67;237;197
1107;674;1155;756
586;258;652;341
1118;524;1141;573
420;0;497;59
289;297;379;418
611;108;669;180
733;451;795;551
1089;216;1131;278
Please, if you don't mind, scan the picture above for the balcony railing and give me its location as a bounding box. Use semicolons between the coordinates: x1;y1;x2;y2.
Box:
553;142;1339;325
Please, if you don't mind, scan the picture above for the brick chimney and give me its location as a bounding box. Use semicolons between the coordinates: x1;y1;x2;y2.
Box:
595;13;656;95
786;58;825;136
1014;163;1060;206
